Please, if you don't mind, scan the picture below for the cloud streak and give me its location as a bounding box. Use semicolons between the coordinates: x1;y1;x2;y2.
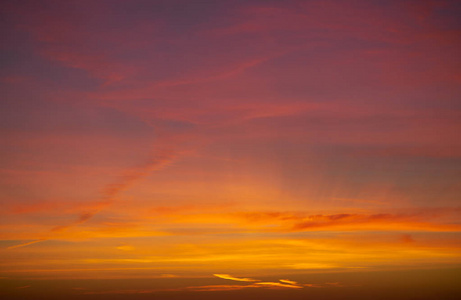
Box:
279;279;298;285
213;273;339;290
255;281;303;289
287;211;461;232
6;239;47;250
213;274;259;282
229;208;461;233
6;147;180;249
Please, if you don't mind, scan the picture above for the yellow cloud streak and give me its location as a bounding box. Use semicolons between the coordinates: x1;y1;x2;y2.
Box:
214;274;305;289
279;279;298;285
213;274;259;282
256;282;303;289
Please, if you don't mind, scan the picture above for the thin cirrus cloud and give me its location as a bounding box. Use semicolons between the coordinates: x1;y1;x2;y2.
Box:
171;208;461;233
213;274;328;289
213;274;259;282
279;279;298;285
255;281;303;289
6;239;47;250
5;147;180;249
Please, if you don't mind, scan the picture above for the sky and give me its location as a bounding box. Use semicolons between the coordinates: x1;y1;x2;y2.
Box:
1;0;461;298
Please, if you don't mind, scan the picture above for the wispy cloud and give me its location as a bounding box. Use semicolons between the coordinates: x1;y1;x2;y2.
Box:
155;55;278;88
116;243;135;251
6;239;47;249
279;279;298;285
213;273;339;290
231;208;461;233
15;285;31;289
6;148;180;249
255;281;303;289
50;211;96;233
101;148;178;202
213;274;259;282
288;211;461;232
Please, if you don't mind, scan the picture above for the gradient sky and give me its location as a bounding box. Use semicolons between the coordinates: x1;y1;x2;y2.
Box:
1;0;461;298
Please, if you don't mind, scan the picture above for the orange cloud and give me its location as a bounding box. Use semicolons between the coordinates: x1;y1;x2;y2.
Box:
229;208;461;233
5;148;180;249
116;243;135;251
50;212;96;233
6;239;46;249
101;148;178;201
288;211;461;232
213;274;327;290
279;279;298;285
16;285;31;289
213;274;259;282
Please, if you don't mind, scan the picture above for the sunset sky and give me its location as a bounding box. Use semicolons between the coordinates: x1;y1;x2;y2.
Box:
1;0;461;299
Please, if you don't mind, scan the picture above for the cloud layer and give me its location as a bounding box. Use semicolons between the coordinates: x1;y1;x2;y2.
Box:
1;0;460;283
